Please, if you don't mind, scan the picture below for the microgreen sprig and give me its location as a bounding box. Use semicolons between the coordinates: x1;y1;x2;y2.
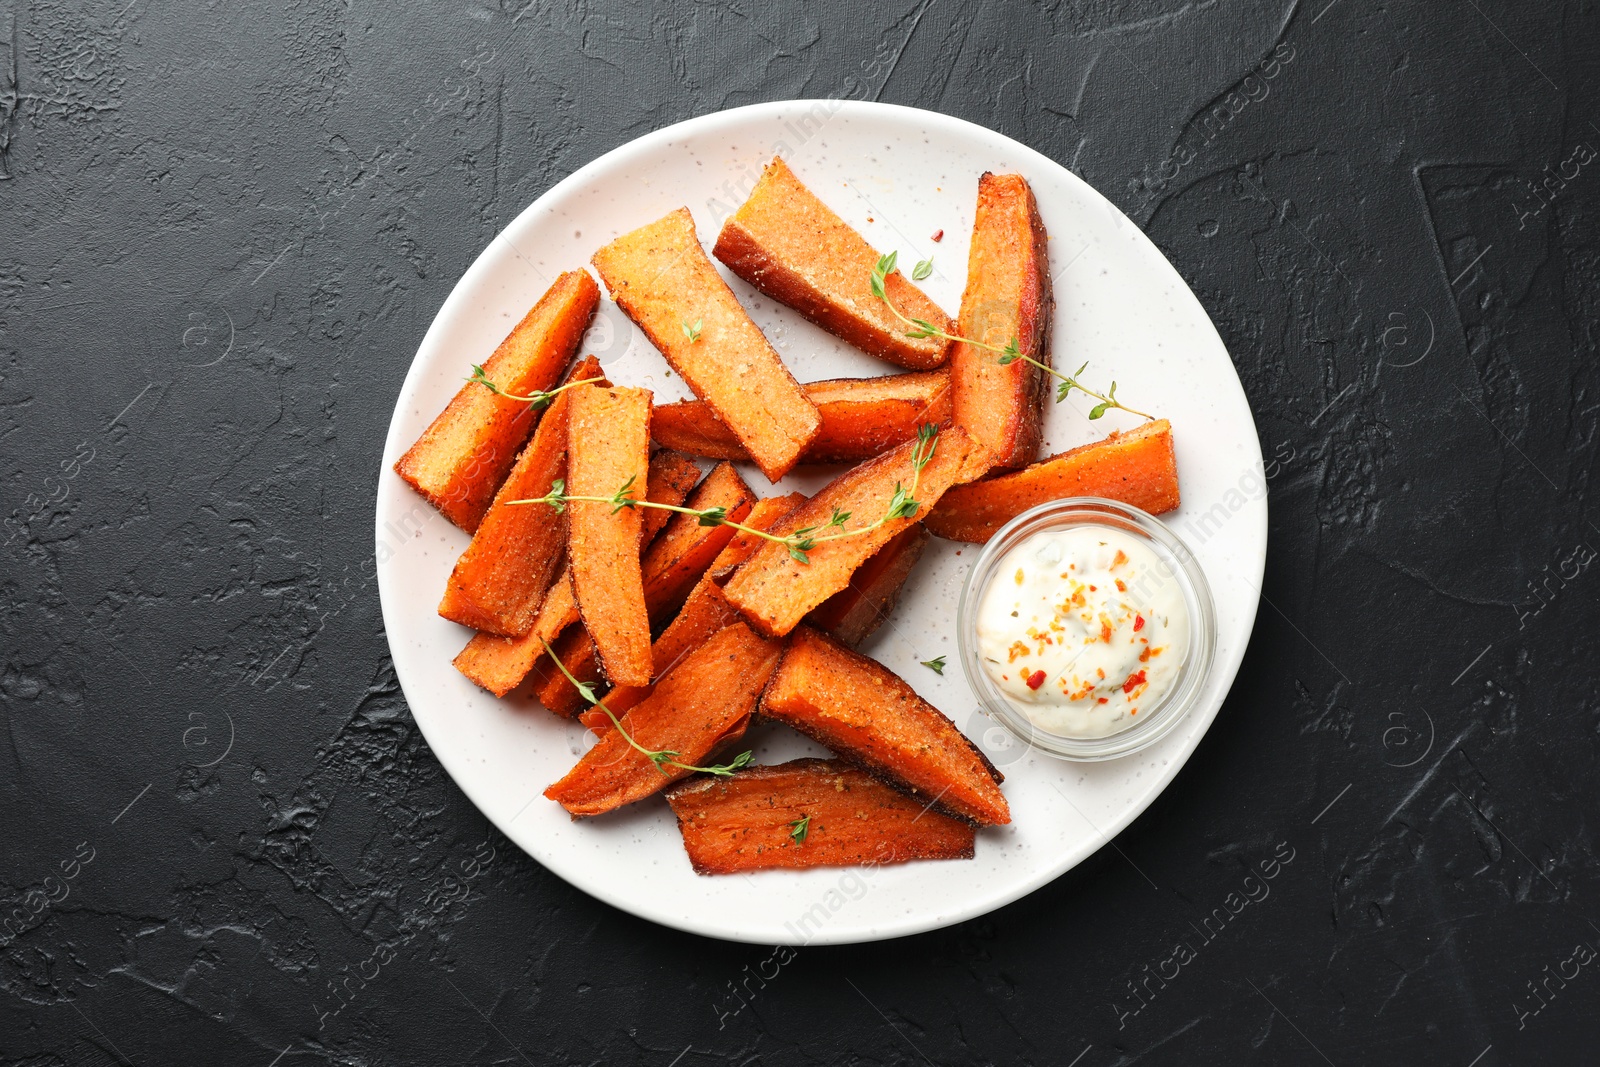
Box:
869;252;1153;421
468;365;596;411
541;639;754;778
511;423;941;565
788;815;811;843
921;655;947;675
682;318;703;343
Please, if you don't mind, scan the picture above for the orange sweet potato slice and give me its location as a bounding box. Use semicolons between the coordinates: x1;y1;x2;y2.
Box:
761;627;1010;826
436;357;606;636
950;174;1053;473
722;426;988;637
396;270;599;532
451;450;701;698
452;621;552;700
702;492;808;580
926;419;1179;543
650;371;952;465
539;463;755;713
712;157;954;370
577;579;736;728
804;523;928;647
638;462;756;619
705;491;809;586
544;622;782;818
533;625;605;717
591;207;820;481
530;570;579;650
664;759;977;874
525;451;702;707
526;450;701;647
566;385;654;687
582;492;806;732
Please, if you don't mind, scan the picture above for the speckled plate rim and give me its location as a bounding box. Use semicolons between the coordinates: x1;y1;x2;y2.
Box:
376;99;1266;944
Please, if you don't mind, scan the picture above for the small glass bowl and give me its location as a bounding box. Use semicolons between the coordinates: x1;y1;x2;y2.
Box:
956;497;1217;762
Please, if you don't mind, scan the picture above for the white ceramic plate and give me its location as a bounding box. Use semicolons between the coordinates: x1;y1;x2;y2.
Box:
376;100;1265;945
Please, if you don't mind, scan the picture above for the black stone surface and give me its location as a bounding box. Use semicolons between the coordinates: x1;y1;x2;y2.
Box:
3;1;1598;1063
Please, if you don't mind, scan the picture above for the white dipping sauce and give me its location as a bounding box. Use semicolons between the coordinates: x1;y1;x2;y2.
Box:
975;526;1189;738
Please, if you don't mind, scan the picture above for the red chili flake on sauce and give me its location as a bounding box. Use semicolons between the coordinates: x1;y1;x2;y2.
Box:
1025;670;1047;690
931;229;944;242
1134;614;1146;632
1122;670;1147;694
1097;697;1108;704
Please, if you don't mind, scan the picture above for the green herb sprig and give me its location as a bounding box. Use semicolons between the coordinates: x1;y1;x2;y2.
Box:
921;655;947;675
788;815;811;843
468;365;596;411
869;252;1153;421
542;639;754;778
682;318;703;343
512;423;941;565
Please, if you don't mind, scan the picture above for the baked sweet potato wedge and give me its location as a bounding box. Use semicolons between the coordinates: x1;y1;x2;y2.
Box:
761;627;1010;826
701;492;809;582
638;462;755;620
665;759;977;874
926;419;1179;543
591;207;820;481
705;491;809;586
650;371;952;465
712;157;954;370
540;462;755;713
544;622;782;818
566;385;654;687
722;426;987;637
582;492;806;731
452;629;543;700
804;523;928;647
533;625;605;717
950;173;1053;473
396;270;599;531
451;449;702;697
530;569;580;649
525;450;701;649
436;357;606;636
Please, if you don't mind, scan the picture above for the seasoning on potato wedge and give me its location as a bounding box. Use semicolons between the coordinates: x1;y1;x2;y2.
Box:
722;426;987;638
650;371;952;466
566;385;654;687
582;491;805;732
436;357;606;636
665;759;977;875
592;207;820;481
761;627;1010;826
926;419;1179;543
396;270;598;532
451;450;701;699
544;622;782;818
713;157;954;370
950;173;1053;473
638;462;756;619
540;462;755;714
524;450;699;661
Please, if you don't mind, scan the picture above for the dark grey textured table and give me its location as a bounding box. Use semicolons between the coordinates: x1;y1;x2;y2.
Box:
3;1;1597;1063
